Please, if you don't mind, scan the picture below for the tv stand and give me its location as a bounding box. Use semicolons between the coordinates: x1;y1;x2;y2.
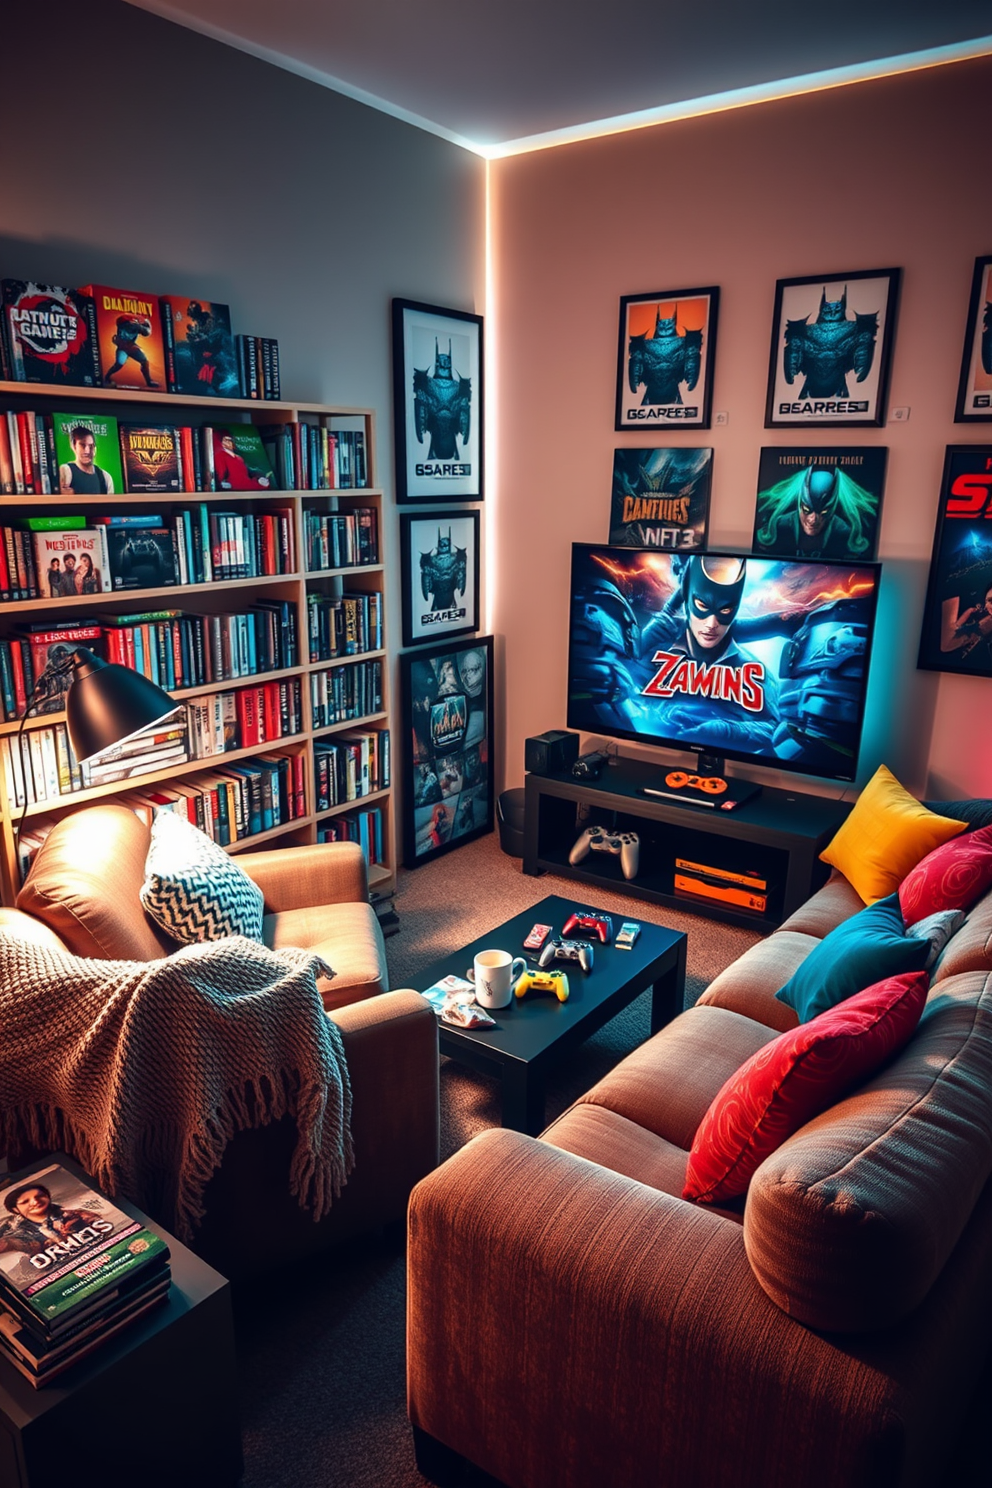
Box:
523;757;851;931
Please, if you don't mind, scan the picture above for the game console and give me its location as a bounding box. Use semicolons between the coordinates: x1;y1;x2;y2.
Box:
561;910;614;944
568;826;640;880
514;968;570;1003
525;730;579;776
538;937;594;974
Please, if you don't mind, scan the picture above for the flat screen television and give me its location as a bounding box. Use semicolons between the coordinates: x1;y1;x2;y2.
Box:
566;545;881;784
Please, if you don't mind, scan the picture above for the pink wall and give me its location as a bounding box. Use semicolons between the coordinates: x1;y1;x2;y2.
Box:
489;56;992;802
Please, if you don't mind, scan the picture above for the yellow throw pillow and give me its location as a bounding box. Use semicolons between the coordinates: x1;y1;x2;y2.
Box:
821;765;967;904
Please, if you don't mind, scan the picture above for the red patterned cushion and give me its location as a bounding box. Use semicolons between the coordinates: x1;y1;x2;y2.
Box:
898;825;992;923
683;972;928;1205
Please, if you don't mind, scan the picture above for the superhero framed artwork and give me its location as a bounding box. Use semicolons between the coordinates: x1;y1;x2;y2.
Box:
918;446;992;678
400;510;481;648
764;268;900;428
954;256;992;422
392;298;483;503
615;287;719;431
399;634;494;867
751;447;887;562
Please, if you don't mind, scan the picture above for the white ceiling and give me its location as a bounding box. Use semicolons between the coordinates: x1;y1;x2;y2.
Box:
126;0;992;155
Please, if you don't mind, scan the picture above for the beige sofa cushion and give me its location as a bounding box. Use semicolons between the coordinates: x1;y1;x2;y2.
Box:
777;871;865;939
744;970;992;1333
264;901;387;1010
932;889;992;980
696;933;811;1031
576;1005;779;1150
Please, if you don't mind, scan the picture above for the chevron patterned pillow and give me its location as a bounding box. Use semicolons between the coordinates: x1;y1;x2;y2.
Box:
140;810;265;944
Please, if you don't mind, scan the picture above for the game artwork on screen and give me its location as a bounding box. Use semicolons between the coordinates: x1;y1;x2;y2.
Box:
568;546;879;781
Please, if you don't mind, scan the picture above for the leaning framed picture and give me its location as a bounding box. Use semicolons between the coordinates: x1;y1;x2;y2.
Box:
609;447;712;549
751;446;887;561
954;255;992;422
918;446;992;677
764;268;900;428
615;286;719;431
391;298;483;503
400;510;480;648
400;634;494;867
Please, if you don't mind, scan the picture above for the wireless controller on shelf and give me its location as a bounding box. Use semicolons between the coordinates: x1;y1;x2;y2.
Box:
568;826;640;880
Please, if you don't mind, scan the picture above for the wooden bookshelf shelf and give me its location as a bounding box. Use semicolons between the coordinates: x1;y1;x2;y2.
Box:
0;393;394;902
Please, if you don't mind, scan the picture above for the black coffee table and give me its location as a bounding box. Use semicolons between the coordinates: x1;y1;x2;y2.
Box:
415;894;687;1136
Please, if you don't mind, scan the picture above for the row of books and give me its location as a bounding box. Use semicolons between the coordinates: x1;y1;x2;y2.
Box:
307;590;383;662
261;424;367;491
314;729;390;812
1;506;297;603
121;751;307;846
0;1159;171;1388
2;677;302;808
303;507;379;570
0;410;360;498
0;278;278;401
102;602;298;690
0;606;298;722
317;805;386;867
311;660;383;729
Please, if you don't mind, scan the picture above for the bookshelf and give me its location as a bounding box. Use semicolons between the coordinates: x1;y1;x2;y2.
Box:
0;380;394;905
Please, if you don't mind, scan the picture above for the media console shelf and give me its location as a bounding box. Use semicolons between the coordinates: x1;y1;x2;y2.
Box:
523;756;852;932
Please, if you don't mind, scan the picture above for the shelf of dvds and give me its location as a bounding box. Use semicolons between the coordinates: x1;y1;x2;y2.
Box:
0;381;394;904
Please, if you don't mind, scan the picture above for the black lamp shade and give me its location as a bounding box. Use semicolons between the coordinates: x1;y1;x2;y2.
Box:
65;648;179;763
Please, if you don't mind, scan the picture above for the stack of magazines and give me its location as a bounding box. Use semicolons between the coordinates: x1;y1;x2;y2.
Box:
0;1160;171;1387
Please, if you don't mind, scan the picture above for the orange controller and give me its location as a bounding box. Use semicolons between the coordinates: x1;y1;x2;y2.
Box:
664;771;728;795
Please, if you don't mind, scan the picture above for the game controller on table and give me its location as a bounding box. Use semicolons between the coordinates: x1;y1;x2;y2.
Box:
561;910;614;944
568;826;640;880
538;936;594;973
514;968;570;1003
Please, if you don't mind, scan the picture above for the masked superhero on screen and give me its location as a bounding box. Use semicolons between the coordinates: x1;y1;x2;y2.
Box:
783;286;878;400
754;466;876;560
413;340;472;461
421;530;467;613
639;555;779;755
105;312;158;387
628;306;701;407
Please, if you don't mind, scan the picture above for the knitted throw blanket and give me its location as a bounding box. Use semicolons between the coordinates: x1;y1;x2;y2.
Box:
0;933;354;1244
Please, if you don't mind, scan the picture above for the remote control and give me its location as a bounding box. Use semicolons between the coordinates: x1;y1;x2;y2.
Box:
523;923;552;951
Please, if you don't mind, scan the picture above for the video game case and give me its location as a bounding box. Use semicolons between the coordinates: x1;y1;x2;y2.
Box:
673;873;768;913
674;856;768;892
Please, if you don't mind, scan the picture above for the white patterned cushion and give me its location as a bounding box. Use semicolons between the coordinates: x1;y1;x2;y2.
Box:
140;811;264;945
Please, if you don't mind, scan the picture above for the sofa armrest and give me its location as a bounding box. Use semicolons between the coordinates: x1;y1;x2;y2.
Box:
238;840;369;911
408;1129;902;1488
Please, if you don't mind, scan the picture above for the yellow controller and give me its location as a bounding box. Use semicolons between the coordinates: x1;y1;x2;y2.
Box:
515;969;570;1003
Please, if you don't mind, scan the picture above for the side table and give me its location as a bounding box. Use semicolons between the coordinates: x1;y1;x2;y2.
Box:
0;1181;241;1488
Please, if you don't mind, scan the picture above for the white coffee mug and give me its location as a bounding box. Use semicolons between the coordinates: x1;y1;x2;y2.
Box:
467;949;527;1010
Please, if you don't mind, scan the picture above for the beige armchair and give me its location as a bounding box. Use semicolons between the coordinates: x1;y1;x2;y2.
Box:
3;803;439;1279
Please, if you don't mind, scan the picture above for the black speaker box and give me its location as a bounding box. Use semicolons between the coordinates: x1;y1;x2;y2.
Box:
525;730;579;776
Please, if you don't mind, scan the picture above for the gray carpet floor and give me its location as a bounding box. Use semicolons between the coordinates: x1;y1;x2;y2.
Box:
235;834;759;1487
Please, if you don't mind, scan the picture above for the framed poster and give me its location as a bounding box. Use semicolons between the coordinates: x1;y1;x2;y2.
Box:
615;287;718;431
609;447;712;549
751;447;887;561
954;255;992;422
392;298;483;503
918;446;992;677
400;635;494;867
764;268;900;428
400;510;480;648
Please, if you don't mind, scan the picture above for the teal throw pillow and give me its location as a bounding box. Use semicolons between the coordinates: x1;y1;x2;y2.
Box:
775;892;929;1022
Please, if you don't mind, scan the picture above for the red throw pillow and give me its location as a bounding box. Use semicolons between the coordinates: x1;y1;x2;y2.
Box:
683;971;928;1205
898;825;992;924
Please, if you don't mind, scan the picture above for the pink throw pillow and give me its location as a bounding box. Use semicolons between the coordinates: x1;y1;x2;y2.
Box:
898;825;992;924
683;972;928;1205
